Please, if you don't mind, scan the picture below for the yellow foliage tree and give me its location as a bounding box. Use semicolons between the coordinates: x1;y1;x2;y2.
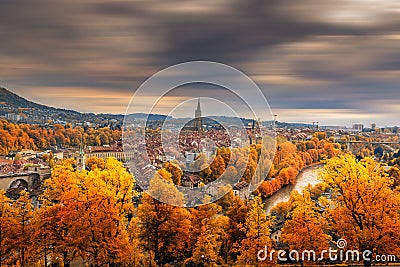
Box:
321;154;400;267
86;157;106;170
42;157;136;267
164;161;183;186
237;196;273;266
190;215;229;266
10;191;37;267
0;190;17;266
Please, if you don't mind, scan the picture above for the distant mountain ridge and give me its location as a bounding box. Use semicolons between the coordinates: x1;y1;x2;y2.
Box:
0;87;312;128
0;87;121;123
0;87;171;124
125;113;172;121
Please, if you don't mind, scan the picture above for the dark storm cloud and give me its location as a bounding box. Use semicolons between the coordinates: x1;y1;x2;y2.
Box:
90;0;398;64
0;0;400;125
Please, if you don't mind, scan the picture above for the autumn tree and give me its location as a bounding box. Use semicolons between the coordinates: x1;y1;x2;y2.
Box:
216;147;231;167
209;155;227;181
274;141;297;167
192;153;212;179
73;158;134;266
0;119;122;156
313;131;327;140
41;159;82;267
164;161;183;186
9;191;37;267
321;154;400;267
42;157;136;267
86;157;106;170
188;197;229;266
137;172;193;266
224;195;249;262
237;196;273;266
190;214;229;266
0;191;16;267
126;216;154;266
281;190;331;265
387;165;400;189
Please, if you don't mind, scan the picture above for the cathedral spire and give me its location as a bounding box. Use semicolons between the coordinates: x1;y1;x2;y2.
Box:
194;98;202;131
195;98;201;118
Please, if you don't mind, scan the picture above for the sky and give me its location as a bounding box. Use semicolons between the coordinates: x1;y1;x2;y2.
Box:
1;0;400;127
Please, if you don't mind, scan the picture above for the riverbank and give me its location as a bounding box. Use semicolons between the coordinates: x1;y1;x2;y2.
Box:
264;163;324;213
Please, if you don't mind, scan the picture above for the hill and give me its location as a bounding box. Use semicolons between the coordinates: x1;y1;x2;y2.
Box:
0;87;57;110
0;87;172;126
0;87;122;124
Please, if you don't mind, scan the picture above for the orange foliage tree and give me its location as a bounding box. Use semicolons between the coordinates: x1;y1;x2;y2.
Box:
41;157;136;267
321;154;400;267
0;119;121;155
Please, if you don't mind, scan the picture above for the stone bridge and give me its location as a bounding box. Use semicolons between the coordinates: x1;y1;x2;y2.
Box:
335;140;400;152
0;172;42;192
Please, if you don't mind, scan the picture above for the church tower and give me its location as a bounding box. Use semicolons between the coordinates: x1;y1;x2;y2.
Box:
76;147;86;171
76;135;86;171
194;98;202;131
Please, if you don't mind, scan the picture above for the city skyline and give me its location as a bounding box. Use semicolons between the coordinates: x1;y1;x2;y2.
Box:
1;0;400;127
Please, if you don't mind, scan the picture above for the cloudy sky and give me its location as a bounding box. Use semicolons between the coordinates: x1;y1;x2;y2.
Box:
1;0;400;126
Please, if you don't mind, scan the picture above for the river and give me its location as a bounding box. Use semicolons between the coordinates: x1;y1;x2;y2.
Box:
264;164;324;213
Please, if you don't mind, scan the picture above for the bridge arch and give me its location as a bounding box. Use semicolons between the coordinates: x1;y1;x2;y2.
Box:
0;173;41;199
8;179;29;191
